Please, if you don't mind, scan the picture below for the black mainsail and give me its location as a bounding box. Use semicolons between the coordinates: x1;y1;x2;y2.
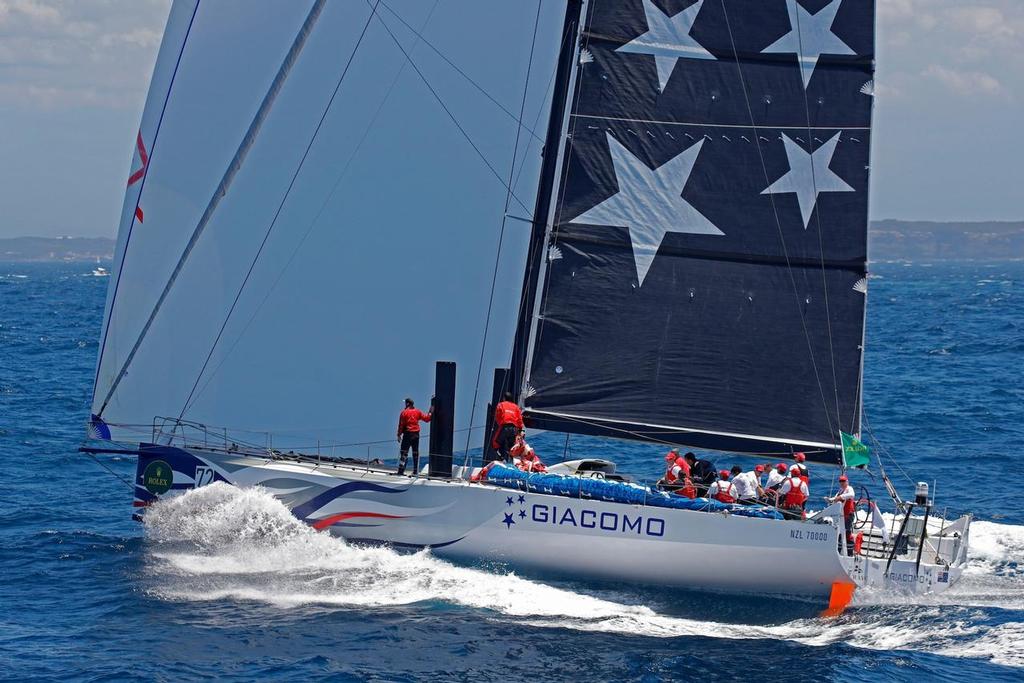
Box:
514;0;875;463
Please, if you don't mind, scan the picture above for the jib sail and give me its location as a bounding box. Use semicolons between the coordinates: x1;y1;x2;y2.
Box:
516;0;875;463
90;1;552;455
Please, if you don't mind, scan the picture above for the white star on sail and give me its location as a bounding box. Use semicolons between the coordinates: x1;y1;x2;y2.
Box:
761;0;856;89
762;132;854;228
570;133;723;286
616;0;714;93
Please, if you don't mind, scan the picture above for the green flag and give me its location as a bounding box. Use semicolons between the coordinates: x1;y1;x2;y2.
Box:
841;432;871;468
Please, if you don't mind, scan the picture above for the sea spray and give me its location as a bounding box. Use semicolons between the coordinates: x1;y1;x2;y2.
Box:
142;484;1024;667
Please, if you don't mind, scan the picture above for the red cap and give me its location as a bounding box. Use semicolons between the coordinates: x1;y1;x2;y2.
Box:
719;469;730;480
794;452;806;462
839;474;848;481
755;465;765;473
664;452;676;463
776;463;787;472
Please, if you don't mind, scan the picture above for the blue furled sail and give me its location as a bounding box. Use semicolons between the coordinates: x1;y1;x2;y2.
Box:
516;0;875;463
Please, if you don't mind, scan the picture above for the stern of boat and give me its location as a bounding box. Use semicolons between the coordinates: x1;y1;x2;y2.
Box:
840;511;972;595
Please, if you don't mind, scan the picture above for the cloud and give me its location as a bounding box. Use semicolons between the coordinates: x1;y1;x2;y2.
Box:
0;0;170;110
0;0;60;26
877;0;1023;101
921;64;1007;97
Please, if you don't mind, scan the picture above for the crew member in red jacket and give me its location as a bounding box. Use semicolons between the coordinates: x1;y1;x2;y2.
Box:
491;392;524;462
396;397;432;476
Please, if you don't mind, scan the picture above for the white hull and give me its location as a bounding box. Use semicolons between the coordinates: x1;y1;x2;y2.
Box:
133;444;970;602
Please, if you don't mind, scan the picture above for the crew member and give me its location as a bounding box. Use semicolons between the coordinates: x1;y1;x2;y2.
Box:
660;449;696;499
517;446;546;473
511;434;546;473
732;465;763;504
777;465;809;519
684;452;716;497
794;452;809;484
708;470;736;504
766;463;787;491
829;474;857;555
659;449;689;486
396;397;432;476
491;392;524;462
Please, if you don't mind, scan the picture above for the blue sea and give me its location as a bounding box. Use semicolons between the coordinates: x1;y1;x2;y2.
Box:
2;260;1022;682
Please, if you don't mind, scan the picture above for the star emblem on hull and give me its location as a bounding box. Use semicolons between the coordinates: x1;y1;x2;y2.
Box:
616;0;715;92
761;132;854;228
761;0;856;90
569;133;723;286
502;512;516;529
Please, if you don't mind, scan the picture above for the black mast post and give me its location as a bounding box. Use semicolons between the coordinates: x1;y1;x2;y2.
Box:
428;361;456;478
508;0;584;405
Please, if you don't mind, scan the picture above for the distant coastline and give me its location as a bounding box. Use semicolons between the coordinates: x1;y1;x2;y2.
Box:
2;220;1022;262
1;236;114;263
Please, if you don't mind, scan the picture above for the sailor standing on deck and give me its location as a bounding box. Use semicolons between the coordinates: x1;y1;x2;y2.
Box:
828;474;857;555
491;392;524;462
396;397;432;476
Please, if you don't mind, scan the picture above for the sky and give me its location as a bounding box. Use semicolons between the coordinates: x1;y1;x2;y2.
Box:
0;0;1021;238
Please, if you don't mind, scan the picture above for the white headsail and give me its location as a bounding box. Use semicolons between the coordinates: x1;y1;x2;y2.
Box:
91;1;549;455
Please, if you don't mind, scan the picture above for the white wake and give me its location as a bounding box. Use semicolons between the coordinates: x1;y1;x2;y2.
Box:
143;483;1024;668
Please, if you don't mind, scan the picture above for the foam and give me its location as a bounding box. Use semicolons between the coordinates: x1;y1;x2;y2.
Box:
143;484;1024;667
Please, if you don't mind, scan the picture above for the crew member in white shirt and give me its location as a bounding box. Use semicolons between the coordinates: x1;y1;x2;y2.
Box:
731;465;763;504
828;474;857;555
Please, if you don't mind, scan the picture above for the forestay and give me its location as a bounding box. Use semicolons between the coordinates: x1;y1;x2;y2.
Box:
517;0;875;463
91;1;557;455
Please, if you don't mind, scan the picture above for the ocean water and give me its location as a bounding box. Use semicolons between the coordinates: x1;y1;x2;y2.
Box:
1;260;1023;682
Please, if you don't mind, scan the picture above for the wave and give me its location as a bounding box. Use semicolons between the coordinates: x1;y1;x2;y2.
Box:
143;484;1024;668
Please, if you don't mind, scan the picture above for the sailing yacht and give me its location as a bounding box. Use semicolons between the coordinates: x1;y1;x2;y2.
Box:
84;0;970;605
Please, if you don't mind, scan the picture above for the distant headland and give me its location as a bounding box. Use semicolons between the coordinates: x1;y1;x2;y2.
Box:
2;220;1022;262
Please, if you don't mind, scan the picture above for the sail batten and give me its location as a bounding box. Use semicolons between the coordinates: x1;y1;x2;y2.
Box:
516;0;875;463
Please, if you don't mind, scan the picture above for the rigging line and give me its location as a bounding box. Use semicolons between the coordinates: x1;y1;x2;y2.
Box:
83;451;135;491
717;0;836;439
92;0;201;400
376;0;544;145
181;0;442;415
371;6;534;216
177;0;383;421
463;0;545;466
861;414;915;485
511;23;571;197
97;1;328;416
793;0;844;438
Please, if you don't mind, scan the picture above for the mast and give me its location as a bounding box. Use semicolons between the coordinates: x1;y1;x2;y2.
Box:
509;0;585;404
